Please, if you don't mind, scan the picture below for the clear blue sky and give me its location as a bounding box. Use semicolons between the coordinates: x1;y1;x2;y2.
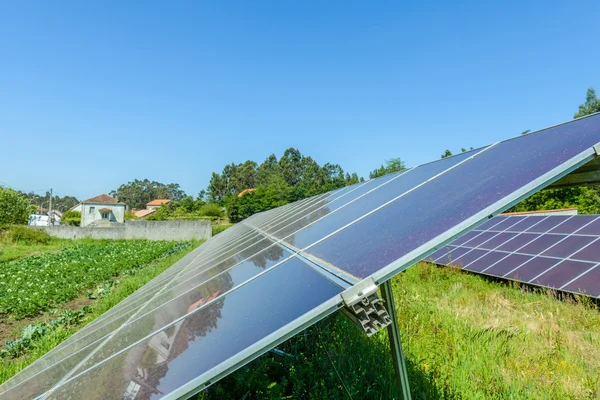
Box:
1;1;598;201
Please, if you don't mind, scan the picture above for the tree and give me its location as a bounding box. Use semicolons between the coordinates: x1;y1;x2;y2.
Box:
441;149;453;159
0;187;36;224
22;192;79;213
369;157;406;178
110;179;186;210
574;88;600;119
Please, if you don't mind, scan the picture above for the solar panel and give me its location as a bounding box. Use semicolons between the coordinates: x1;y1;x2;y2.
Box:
2;113;600;399
431;214;600;297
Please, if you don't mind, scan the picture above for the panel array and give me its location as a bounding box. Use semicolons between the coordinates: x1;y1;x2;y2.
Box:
1;113;600;399
429;214;600;297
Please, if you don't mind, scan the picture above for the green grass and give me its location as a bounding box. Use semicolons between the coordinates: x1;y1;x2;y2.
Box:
212;223;233;236
200;262;600;399
0;240;202;383
0;226;67;263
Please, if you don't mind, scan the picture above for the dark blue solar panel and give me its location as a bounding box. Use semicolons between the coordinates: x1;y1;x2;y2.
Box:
481;254;532;277
462;231;497;247
496;233;539;252
465;252;509;272
518;235;565;256
524;216;570;233
479;232;518;250
533;260;595;288
570;238;600;262
548;215;597;234
540;235;596;258
505;257;561;282
573;217;600;235
562;265;600;297
489;217;526;231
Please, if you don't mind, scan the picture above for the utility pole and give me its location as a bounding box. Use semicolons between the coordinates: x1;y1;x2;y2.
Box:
48;188;53;226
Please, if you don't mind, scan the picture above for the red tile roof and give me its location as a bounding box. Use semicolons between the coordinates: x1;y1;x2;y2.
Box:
82;194;123;205
147;199;171;206
237;188;256;197
135;209;156;218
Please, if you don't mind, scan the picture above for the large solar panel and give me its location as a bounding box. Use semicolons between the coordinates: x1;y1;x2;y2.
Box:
429;214;600;297
2;113;600;399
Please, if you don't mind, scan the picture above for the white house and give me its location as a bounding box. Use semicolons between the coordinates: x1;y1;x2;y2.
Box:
71;194;126;227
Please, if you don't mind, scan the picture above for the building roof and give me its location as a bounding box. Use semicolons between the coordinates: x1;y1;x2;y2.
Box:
81;194;123;205
147;199;171;206
135;209;156;218
237;188;256;197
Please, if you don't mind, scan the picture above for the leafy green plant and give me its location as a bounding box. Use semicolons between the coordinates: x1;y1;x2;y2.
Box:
0;240;186;318
61;210;81;226
199;203;223;218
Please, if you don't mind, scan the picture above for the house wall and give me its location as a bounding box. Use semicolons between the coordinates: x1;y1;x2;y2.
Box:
39;220;212;241
79;203;126;226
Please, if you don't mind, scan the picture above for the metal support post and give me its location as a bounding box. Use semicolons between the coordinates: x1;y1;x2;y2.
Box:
380;280;411;400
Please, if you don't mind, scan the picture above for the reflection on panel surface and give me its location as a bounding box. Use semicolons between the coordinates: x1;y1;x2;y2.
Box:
43;257;342;400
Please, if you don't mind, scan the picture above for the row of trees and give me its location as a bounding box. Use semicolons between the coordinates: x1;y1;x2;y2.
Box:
209;148;363;222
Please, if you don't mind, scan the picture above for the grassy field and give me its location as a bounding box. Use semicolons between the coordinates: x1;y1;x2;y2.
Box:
0;229;202;383
200;262;600;400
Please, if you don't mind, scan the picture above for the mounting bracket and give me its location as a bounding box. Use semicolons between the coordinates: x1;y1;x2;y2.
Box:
341;278;392;336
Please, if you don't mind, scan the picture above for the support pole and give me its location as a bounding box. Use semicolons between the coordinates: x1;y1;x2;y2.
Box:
380;280;411;400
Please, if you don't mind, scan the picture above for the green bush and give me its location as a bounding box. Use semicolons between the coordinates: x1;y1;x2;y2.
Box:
199;203;223;218
61;210;81;226
0;225;52;245
124;211;138;220
0;187;35;225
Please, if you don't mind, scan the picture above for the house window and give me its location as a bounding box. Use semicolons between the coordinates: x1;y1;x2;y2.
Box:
89;206;95;213
101;212;109;220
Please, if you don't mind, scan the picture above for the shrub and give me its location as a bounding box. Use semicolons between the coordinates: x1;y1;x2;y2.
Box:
124;211;138;220
0;225;52;245
199;203;223;218
61;210;81;226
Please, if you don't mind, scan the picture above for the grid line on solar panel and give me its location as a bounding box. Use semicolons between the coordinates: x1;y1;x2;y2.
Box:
434;215;600;297
436;215;552;266
466;216;576;272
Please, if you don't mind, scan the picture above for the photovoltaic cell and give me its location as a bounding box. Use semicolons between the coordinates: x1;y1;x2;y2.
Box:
433;214;600;298
3;114;600;399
